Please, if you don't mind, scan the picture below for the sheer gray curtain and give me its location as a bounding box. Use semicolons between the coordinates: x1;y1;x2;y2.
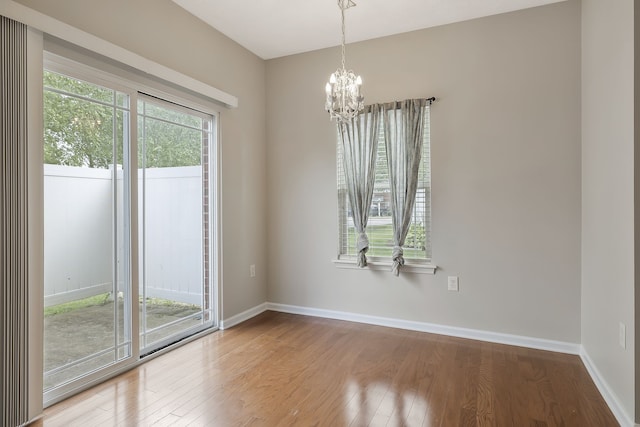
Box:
1;15;30;427
383;99;428;275
338;104;382;267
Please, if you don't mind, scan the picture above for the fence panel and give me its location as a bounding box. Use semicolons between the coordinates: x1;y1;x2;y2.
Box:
45;165;203;306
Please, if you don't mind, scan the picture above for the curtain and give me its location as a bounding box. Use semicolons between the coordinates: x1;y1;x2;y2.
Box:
1;15;30;427
383;99;428;275
338;104;381;267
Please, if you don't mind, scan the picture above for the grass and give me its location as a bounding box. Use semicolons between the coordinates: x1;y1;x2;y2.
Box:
45;293;200;317
143;297;199;308
347;223;426;259
44;292;111;316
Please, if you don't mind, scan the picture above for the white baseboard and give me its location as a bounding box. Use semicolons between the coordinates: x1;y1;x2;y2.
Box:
580;348;635;427
266;302;581;355
220;302;268;329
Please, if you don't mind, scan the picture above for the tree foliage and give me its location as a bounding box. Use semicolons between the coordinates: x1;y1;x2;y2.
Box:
138;115;202;168
44;70;203;169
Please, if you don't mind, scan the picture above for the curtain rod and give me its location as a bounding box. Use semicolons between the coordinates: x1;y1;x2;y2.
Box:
364;97;436;109
387;97;435;104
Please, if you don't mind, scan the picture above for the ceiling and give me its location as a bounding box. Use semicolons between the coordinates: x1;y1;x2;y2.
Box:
172;0;566;60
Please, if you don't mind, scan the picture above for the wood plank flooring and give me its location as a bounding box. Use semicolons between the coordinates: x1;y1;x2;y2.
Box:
32;311;619;426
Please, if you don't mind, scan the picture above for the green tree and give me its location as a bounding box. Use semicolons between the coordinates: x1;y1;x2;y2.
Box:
44;71;120;168
44;70;203;169
138;103;202;168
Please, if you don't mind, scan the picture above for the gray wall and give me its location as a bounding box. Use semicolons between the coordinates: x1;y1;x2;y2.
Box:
581;0;635;420
16;0;269;319
266;1;582;343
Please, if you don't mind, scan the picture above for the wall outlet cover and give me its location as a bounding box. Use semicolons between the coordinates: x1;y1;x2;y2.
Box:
447;276;459;292
619;322;626;349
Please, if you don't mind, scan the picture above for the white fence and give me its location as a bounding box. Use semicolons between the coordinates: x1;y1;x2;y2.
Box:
44;164;203;307
139;166;203;306
44;165;114;306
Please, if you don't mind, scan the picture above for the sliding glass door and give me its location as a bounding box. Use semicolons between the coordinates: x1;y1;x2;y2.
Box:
42;56;218;401
138;95;215;353
43;69;131;392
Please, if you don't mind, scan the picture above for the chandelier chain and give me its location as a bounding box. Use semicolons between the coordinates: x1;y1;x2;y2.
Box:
341;2;346;70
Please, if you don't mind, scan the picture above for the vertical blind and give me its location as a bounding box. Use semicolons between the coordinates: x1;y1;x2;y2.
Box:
1;14;30;427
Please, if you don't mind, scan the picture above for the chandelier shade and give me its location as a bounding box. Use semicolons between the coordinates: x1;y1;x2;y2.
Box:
325;0;364;122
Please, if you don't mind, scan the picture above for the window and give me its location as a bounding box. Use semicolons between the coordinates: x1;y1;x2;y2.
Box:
337;106;432;263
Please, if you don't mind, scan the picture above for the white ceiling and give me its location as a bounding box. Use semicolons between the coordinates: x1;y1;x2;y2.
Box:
172;0;566;60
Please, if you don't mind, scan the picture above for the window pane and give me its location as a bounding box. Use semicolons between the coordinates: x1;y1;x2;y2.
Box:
138;98;203;129
137;100;203;168
44;70;114;104
43;70;131;391
44;94;114;167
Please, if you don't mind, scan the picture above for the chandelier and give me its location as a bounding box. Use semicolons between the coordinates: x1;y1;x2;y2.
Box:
325;0;364;122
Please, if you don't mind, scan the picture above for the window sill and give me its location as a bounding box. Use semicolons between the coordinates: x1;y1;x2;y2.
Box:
332;259;437;274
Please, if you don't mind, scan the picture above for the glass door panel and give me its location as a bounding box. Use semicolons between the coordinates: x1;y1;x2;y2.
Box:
43;70;131;391
138;95;214;353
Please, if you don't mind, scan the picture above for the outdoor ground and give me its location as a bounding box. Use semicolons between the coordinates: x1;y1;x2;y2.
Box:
44;294;201;390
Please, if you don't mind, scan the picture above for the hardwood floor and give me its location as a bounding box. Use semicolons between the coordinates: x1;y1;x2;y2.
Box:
33;311;618;426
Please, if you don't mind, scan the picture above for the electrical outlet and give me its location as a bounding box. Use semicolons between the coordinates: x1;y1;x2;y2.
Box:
447;276;459;292
619;322;626;349
250;264;256;278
